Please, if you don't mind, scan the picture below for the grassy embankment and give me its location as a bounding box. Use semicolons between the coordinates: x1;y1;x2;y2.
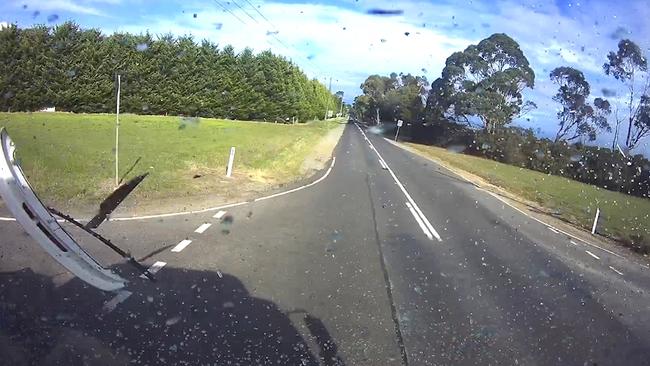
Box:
0;112;341;211
405;142;650;251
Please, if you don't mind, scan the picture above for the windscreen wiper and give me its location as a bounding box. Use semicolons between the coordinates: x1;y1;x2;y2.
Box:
0;128;154;291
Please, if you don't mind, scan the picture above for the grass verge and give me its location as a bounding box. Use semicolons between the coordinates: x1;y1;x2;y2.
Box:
0;112;341;212
404;142;650;252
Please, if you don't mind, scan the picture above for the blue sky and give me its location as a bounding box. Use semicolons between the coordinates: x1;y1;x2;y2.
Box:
2;0;650;155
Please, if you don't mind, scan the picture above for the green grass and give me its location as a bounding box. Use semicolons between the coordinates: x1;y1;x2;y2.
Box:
405;142;650;251
0;112;339;209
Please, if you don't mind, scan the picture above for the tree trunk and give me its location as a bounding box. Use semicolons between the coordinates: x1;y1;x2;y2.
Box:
611;119;620;150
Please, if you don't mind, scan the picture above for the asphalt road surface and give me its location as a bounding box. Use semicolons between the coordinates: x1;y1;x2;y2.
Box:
1;122;649;365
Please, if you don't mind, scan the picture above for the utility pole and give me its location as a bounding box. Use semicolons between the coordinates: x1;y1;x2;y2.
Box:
324;76;332;120
339;91;344;116
114;74;121;187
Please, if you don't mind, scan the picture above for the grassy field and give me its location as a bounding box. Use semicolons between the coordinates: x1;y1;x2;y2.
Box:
0;112;340;210
405;142;650;251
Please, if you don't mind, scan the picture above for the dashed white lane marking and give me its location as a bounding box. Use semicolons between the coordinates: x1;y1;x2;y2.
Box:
570;240;579;246
213;210;227;219
405;202;434;240
356;124;441;242
140;261;166;278
194;223;212;234
609;266;624;276
255;157;336;202
378;158;388;170
171;239;192;253
585;250;601;260
548;227;560;234
103;290;132;313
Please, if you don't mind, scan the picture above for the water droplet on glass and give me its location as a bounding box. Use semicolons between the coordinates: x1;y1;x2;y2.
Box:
165;316;181;326
366;8;404;16
47;14;59;22
446;145;466;153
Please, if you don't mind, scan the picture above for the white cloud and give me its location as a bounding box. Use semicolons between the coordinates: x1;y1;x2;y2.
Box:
18;0;106;16
112;1;476;101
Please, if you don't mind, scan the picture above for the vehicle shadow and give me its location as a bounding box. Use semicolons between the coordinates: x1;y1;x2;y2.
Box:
0;265;345;366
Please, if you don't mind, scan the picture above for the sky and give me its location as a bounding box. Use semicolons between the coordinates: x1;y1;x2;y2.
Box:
2;0;650;155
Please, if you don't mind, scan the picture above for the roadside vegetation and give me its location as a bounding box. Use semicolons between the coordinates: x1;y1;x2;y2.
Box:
0;112;341;211
352;32;649;251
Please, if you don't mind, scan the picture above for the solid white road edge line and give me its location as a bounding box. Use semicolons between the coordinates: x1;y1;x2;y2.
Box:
171;239;192;253
140;261;166;278
0;157;337;223
103;290;132;313
378;158;388;170
586;250;601;260
254;157;336;202
194;223;211;234
406;202;434;240
355;124;442;242
213;210;227;219
475;188;626;260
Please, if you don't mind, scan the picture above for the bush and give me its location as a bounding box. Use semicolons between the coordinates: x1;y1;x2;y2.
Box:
405;120;650;200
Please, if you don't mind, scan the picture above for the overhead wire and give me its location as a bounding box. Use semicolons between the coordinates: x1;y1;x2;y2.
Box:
212;0;326;81
230;0;261;24
237;0;322;77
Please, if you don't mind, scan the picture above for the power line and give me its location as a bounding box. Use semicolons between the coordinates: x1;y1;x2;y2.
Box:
213;0;246;25
212;0;287;53
230;0;260;24
238;0;290;50
241;0;273;25
214;0;323;80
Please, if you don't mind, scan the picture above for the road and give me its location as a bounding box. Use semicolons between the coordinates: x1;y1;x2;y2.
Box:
1;122;649;365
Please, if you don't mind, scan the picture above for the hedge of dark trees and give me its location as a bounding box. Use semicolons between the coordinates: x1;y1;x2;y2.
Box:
0;22;338;122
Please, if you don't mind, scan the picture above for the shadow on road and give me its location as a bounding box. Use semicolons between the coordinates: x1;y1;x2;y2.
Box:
0;265;345;365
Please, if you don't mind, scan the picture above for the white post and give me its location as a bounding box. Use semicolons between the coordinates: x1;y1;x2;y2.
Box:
591;207;600;234
115;74;121;187
226;147;236;178
395;120;403;141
